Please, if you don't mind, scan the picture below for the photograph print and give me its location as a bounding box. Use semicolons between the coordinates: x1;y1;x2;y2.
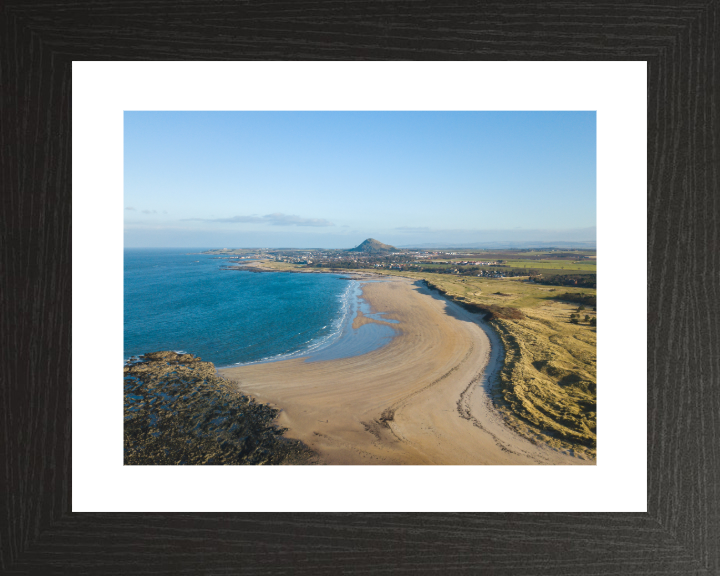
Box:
124;111;597;466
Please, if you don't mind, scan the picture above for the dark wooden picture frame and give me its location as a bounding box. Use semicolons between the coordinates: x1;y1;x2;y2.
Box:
2;3;718;574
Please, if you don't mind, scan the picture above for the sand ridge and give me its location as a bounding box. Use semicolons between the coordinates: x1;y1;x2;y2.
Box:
219;277;588;465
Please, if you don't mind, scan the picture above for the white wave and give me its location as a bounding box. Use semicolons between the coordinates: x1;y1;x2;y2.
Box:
228;278;360;367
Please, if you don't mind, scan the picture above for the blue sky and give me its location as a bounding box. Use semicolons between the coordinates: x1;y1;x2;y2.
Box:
124;111;596;248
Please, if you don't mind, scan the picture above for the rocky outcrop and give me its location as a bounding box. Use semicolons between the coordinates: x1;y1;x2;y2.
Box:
124;351;316;465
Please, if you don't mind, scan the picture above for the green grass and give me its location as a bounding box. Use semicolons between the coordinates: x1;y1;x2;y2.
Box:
412;262;596;276
439;258;596;272
252;260;305;271
503;250;595;257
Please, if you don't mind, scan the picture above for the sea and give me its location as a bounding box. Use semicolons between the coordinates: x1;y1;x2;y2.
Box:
124;248;397;368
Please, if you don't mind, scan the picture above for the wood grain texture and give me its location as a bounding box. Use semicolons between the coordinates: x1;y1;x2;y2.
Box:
1;1;718;574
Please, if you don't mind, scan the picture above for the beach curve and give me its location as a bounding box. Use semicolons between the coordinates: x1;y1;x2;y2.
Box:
219;276;588;465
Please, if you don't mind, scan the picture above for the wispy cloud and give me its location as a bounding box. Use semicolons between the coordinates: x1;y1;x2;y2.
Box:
186;215;265;224
183;213;334;227
395;226;432;233
126;206;162;215
265;213;334;227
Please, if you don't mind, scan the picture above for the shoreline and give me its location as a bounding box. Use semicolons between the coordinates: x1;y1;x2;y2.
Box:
220;276;398;369
220;274;590;465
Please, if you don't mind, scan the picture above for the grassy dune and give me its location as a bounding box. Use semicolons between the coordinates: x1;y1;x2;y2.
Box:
247;260;304;271
489;302;596;459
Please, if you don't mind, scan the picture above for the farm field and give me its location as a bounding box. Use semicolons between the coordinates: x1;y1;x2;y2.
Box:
503;259;596;272
438;259;596;272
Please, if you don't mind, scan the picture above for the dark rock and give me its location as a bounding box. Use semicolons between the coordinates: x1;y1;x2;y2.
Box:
124;351;317;465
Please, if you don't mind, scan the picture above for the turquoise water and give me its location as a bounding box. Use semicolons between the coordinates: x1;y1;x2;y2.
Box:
124;248;395;367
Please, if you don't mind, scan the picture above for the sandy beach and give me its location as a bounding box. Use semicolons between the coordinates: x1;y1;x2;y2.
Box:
220;276;588;465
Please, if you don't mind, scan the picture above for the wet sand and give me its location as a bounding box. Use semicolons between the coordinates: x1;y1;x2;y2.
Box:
219;277;588;465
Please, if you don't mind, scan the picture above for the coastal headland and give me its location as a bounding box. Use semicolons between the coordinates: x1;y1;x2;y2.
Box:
220;274;588;465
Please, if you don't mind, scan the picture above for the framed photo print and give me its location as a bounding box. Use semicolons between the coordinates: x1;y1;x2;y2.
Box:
3;3;718;574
